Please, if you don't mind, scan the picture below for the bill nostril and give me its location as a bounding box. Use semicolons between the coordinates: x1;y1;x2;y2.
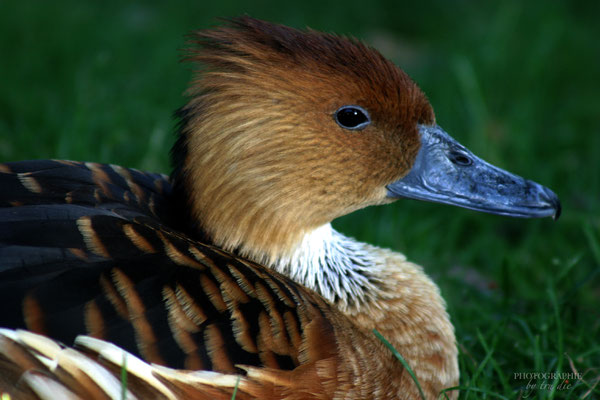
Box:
448;150;473;166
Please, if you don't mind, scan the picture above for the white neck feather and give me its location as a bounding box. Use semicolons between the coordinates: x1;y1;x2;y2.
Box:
270;223;388;311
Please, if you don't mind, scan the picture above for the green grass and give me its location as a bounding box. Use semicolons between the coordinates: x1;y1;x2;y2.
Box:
231;376;240;400
374;329;428;399
1;1;598;398
121;351;128;400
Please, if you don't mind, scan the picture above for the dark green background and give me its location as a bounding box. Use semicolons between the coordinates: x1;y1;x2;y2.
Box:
1;1;598;398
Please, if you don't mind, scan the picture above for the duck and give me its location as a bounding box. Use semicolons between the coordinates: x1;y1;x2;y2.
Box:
0;17;560;400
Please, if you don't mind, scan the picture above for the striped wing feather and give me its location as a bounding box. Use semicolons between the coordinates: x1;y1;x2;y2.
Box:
0;160;348;399
0;328;339;400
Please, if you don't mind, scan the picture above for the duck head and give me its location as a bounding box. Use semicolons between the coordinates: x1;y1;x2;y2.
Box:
172;17;560;264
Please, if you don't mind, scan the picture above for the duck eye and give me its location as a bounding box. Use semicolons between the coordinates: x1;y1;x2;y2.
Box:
334;106;371;130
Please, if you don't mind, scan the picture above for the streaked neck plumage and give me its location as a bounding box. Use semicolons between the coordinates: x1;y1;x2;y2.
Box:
266;222;459;393
271;223;382;311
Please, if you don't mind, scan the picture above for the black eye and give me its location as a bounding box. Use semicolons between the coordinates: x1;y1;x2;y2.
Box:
334;105;371;130
448;150;473;166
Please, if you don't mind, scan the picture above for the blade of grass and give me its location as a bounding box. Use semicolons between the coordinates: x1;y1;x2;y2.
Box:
443;386;511;399
121;351;128;400
464;328;497;400
583;223;600;265
231;375;240;400
475;328;510;393
555;253;582;282
564;353;600;399
512;316;542;372
547;283;563;399
373;329;426;400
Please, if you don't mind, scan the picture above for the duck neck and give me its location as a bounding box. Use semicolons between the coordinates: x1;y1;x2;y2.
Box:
269;223;383;312
265;223;459;390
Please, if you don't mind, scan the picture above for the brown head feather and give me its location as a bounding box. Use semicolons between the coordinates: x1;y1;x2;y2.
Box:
171;17;434;263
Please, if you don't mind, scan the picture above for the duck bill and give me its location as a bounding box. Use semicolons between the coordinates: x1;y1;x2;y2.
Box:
387;125;561;220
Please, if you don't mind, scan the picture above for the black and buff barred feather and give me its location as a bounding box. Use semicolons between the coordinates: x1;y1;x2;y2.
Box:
0;160;404;400
0;160;337;372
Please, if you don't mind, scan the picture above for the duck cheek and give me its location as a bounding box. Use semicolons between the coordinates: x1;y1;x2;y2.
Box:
359;185;396;206
344;185;393;213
